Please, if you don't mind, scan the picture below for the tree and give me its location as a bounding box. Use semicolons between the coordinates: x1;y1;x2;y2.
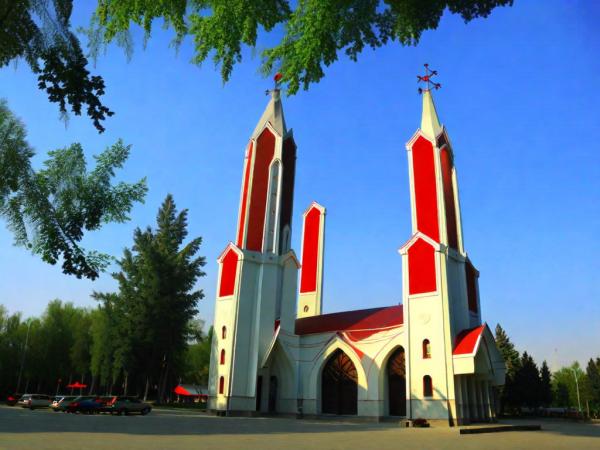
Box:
495;323;520;412
0;0;113;132
514;352;541;410
0;100;147;279
86;0;513;95
94;194;206;401
553;363;587;411
182;325;213;386
585;358;600;415
540;361;552;407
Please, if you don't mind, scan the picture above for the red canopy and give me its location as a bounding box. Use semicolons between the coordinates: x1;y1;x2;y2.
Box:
66;382;87;389
173;384;207;398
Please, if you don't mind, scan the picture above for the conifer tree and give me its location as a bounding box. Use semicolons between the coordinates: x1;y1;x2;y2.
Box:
586;358;600;410
94;194;206;400
495;323;520;412
540;361;553;407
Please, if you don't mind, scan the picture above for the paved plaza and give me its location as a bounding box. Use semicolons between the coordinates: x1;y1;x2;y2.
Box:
0;405;598;450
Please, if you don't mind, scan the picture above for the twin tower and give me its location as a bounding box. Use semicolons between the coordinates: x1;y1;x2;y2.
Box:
208;82;505;423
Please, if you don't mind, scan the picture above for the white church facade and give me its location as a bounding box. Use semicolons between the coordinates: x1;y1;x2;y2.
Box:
207;74;505;425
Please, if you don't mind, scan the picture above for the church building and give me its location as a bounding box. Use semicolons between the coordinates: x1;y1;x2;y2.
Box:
207;72;506;425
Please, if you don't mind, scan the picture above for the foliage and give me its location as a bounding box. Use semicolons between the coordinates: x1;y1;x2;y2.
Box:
552;363;586;410
513;352;541;409
495;323;521;412
0;100;147;279
540;361;552;407
86;0;513;95
0;0;113;132
93;194;206;400
182;326;213;386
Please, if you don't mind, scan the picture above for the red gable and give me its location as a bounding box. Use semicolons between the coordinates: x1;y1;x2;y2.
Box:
453;324;486;355
295;305;403;338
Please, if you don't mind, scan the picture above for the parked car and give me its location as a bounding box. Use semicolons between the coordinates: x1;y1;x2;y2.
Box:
5;394;20;406
66;396;103;414
18;394;52;409
106;396;152;415
51;396;78;412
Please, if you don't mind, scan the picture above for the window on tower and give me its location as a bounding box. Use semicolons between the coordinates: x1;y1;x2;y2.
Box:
222;326;227;339
423;376;433;397
219;376;225;394
220;349;226;365
422;339;431;359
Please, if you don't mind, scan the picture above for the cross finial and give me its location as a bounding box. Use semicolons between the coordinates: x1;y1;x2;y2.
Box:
417;64;441;94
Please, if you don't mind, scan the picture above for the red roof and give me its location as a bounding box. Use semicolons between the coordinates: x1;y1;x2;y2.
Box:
295;305;403;338
453;324;486;355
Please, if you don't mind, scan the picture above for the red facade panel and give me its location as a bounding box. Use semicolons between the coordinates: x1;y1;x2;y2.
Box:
440;147;458;249
466;260;479;313
219;248;239;297
412;136;440;242
236;141;254;247
246;128;275;251
408;238;437;295
300;207;321;293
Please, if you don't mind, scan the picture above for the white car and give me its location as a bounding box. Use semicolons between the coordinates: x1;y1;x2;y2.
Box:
18;394;52;409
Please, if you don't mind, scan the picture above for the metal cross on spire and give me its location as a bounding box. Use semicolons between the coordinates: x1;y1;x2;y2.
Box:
265;72;283;95
417;64;441;94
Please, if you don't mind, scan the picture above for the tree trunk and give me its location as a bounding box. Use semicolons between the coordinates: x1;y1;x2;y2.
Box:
143;376;150;402
88;375;96;395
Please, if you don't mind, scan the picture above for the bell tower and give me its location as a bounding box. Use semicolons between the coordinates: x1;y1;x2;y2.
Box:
208;81;300;414
400;65;483;423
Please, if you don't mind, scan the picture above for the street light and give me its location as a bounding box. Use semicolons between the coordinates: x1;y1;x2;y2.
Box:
571;368;582;413
15;320;32;394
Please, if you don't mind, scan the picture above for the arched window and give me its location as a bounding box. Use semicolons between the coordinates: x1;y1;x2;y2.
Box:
222;326;227;339
423;375;433;397
220;349;226;365
422;339;431;359
219;376;225;394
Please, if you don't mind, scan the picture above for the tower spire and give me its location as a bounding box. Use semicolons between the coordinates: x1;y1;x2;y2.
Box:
417;64;442;141
253;73;287;138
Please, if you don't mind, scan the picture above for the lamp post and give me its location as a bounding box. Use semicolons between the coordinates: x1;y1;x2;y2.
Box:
571;368;582;413
15;320;32;394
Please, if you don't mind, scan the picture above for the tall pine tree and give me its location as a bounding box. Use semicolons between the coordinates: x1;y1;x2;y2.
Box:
540;361;552;407
495;324;520;413
95;194;206;400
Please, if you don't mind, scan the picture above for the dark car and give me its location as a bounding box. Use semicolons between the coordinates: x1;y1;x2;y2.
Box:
51;396;77;412
66;396;103;414
105;396;152;415
5;394;20;406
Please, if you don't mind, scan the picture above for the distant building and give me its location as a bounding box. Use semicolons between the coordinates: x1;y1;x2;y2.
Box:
208;79;505;425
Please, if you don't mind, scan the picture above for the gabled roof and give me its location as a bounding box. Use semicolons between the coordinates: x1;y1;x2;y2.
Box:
453;324;486;356
295;305;403;336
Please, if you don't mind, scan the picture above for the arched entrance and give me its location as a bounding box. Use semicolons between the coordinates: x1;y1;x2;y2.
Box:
387;346;406;416
321;349;358;415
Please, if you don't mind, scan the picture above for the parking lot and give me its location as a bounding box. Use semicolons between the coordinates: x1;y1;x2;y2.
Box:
0;405;599;450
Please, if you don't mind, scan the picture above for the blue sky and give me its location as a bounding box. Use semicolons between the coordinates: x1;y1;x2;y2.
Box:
0;1;598;369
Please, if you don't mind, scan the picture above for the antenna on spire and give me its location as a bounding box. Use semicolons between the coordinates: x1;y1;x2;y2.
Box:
266;72;284;96
417;64;441;94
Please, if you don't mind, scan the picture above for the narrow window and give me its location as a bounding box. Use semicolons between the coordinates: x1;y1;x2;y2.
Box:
219;376;225;394
422;339;431;359
222;326;227;339
220;349;226;365
423;375;433;397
